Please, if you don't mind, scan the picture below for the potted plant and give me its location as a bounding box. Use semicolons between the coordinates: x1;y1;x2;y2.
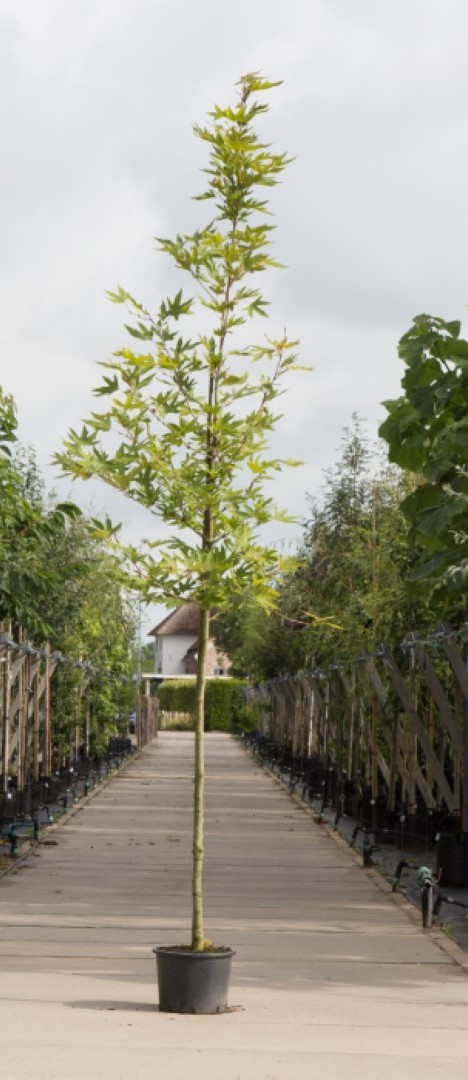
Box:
57;72;302;1013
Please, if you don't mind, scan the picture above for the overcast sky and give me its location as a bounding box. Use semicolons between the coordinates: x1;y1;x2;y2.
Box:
2;0;468;636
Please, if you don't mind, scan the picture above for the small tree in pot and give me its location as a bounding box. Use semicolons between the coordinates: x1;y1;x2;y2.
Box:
57;73;302;1011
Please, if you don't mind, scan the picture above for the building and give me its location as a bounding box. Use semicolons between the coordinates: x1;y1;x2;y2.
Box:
148;604;231;678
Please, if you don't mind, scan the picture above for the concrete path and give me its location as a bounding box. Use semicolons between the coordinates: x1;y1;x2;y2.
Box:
0;733;467;1079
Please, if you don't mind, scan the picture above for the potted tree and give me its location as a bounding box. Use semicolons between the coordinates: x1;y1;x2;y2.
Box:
57;72;302;1013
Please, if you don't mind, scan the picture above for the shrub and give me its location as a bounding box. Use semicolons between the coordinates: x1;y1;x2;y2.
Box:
157;678;247;733
157;680;196;714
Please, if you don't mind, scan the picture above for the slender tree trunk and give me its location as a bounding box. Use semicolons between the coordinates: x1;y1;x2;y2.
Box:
1;645;10;795
371;691;378;829
21;654;31;790
32;666;40;782
387;711;398;812
17;630;24;791
85;694;91;759
43;650;51;777
192;606;209;951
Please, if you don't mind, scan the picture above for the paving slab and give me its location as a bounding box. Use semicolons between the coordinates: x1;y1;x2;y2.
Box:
0;732;467;1079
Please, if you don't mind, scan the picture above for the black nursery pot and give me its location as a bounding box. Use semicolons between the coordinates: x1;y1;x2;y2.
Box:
154;946;235;1014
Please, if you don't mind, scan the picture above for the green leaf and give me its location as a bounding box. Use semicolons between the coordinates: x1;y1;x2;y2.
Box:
54;502;83;520
416;495;467;537
407;551;452;582
400;484;440;520
94;375;119;396
387;442;426;471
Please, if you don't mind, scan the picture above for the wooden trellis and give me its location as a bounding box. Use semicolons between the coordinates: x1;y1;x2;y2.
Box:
0;639;60;792
247;631;468;826
1;629;154;791
0;629;107;790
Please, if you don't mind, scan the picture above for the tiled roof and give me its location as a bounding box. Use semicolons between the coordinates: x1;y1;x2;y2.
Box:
148;603;200;637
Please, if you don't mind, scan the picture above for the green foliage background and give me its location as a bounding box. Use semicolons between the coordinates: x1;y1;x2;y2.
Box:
0;386;137;760
214;415;465;682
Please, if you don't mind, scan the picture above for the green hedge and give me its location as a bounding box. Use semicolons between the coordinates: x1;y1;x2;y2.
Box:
157;679;247;733
157;680;196;715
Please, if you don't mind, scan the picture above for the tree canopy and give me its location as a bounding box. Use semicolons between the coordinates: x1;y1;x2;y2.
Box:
56;73;301;614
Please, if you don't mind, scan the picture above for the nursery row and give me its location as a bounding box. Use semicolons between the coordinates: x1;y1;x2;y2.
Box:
244;630;468;836
0;634;158;798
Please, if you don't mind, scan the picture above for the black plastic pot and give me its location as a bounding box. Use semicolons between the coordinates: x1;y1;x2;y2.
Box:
154;946;235;1014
